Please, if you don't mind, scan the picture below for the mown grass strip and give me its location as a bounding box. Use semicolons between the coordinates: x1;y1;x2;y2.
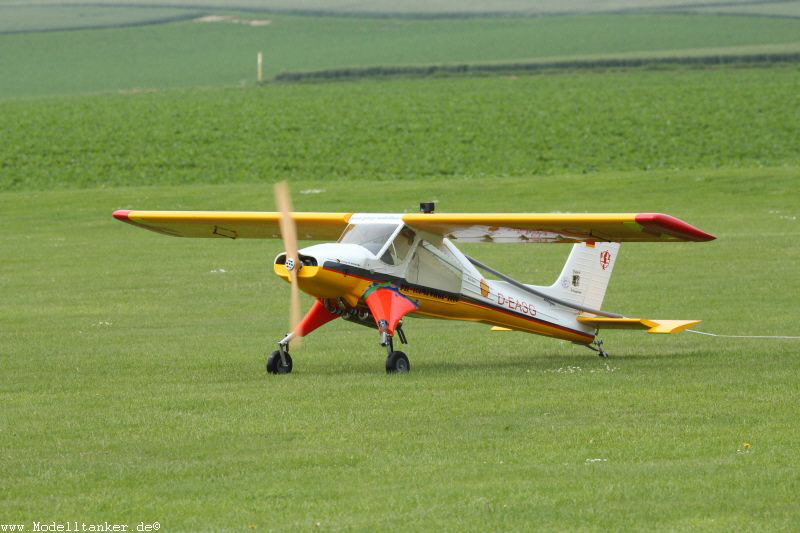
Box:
0;9;203;35
3;0;799;18
3;12;800;98
2;170;799;530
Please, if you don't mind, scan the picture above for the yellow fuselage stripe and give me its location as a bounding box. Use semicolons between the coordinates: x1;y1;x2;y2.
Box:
275;264;593;344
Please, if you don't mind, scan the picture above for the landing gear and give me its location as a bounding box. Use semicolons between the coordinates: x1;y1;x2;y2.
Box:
588;338;609;358
380;322;411;374
267;332;295;375
267;297;416;376
386;351;410;374
266;350;293;374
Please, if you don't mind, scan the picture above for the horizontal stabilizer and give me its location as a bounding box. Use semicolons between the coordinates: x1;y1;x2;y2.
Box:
577;316;701;334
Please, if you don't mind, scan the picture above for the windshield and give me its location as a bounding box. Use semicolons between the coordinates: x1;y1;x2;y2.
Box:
338;223;400;255
387;226;416;264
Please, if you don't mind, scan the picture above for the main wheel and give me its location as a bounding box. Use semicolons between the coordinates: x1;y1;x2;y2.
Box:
267;350;293;374
385;351;410;374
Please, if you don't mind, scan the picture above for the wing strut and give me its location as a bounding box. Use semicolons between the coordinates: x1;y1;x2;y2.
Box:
464;255;623;319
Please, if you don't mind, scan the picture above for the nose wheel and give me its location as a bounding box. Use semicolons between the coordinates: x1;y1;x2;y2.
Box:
267;349;293;374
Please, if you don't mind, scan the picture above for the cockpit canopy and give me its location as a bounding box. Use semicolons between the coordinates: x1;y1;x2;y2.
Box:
338;223;398;256
337;222;465;293
338;222;417;266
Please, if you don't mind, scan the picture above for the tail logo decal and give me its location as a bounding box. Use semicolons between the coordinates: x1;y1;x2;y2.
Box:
600;250;612;270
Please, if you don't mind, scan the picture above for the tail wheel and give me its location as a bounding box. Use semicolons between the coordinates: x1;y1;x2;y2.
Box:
386;351;410;374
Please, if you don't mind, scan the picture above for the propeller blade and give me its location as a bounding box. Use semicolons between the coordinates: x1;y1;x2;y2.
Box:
274;181;301;346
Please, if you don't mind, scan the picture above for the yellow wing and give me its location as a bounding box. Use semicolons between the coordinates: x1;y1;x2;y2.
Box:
114;210;714;243
113;210;352;240
402;213;715;243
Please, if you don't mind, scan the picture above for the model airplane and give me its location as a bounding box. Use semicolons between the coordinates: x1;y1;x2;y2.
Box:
113;186;714;374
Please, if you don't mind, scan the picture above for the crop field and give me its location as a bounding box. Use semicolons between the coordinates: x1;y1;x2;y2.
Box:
2;3;800;531
3;68;800;191
0;5;202;33
2;0;799;16
2;11;800;98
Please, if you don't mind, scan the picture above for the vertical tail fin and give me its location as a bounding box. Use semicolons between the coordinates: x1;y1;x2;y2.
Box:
550;242;620;311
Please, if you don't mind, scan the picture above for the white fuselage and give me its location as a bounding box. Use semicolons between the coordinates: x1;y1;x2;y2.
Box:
275;214;599;344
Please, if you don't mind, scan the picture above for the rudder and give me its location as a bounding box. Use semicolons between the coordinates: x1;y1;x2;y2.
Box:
549;242;620;311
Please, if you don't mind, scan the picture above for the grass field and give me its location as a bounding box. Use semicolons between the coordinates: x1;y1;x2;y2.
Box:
2;4;800;529
2;0;797;16
2;168;799;531
0;5;202;33
2;12;800;98
695;3;800;16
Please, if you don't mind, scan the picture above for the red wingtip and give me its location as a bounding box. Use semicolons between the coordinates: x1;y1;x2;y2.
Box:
636;213;716;242
113;210;131;222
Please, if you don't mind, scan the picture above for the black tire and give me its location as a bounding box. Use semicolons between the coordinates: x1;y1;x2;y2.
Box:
385;351;410;374
267;350;293;374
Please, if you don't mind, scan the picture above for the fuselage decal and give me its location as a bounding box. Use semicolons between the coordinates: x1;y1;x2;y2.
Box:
459;294;593;340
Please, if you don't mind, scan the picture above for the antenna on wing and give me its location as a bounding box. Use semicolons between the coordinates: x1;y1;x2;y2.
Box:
274;180;302;348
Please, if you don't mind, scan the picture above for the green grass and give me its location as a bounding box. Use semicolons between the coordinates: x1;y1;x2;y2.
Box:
2;169;799;531
693;3;800;17
0;5;202;33
2;16;800;527
3;68;799;191
2;13;800;98
0;0;790;16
